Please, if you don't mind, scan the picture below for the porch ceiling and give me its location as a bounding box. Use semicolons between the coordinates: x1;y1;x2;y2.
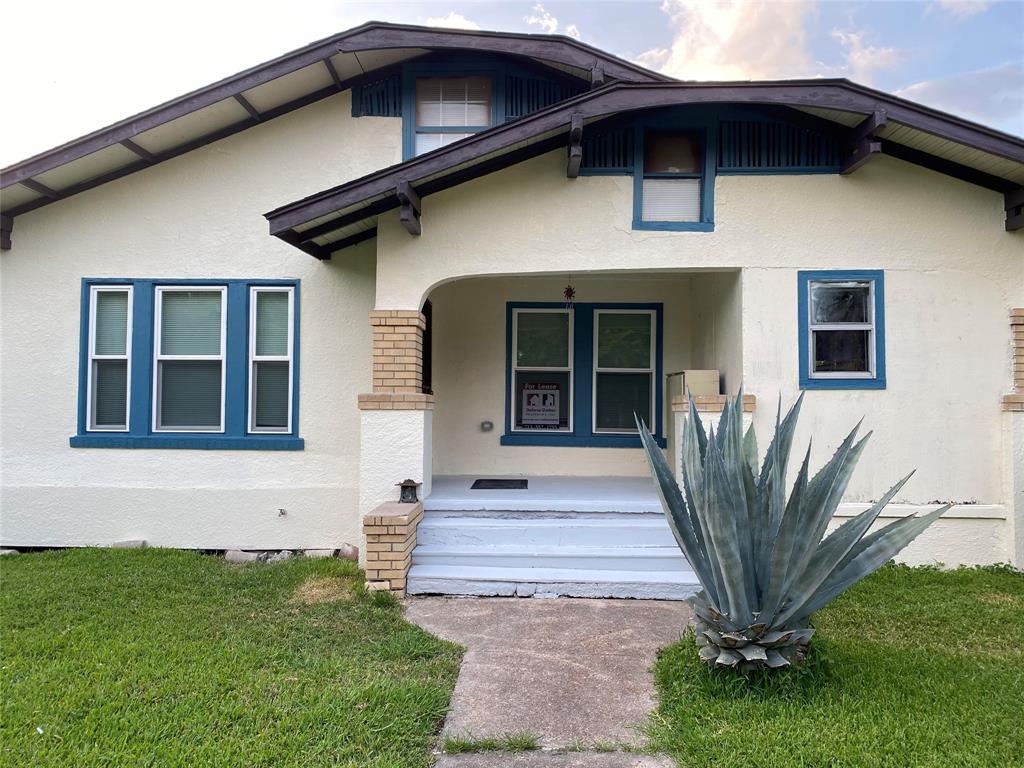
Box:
265;79;1024;258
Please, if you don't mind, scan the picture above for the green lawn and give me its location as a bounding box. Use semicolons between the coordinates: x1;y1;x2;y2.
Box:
0;549;462;768
648;564;1024;768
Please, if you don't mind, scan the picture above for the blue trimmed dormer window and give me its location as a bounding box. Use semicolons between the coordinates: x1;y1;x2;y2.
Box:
413;76;493;155
72;279;303;450
633;122;716;232
798;270;886;390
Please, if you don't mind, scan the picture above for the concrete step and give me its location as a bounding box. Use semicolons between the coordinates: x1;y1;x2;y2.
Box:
416;514;677;548
412;544;689;572
407;564;700;600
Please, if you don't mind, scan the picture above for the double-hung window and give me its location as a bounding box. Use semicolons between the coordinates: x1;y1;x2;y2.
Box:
511;309;572;432
505;303;664;447
798;270;886;389
155;287;226;432
74;279;302;449
594;311;655;433
414;76;492;156
249;287;294;433
640;132;703;223
87;286;132;431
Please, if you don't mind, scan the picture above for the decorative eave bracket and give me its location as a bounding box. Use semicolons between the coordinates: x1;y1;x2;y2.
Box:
1;214;11;251
841;108;887;175
567;113;583;179
397;180;421;236
1005;188;1024;232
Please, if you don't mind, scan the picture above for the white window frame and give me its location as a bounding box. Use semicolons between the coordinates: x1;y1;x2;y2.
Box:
510;307;574;433
248;286;294;434
87;285;133;432
152;285;227;433
414;75;493;156
592;309;656;434
807;279;876;380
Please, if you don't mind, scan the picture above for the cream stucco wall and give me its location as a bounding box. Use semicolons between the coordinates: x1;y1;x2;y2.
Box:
375;151;1022;512
1;92;401;549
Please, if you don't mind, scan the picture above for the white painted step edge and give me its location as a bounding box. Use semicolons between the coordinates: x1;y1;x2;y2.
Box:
407;563;699;584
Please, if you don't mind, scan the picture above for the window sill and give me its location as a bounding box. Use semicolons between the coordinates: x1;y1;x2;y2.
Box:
501;433;667;448
799;378;886;390
69;435;305;450
632;220;714;232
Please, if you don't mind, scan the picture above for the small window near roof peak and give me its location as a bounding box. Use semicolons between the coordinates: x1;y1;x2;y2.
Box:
414;76;492;156
640;131;703;223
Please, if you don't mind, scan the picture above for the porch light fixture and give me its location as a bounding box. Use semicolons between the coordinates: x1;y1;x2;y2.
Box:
397;479;421;503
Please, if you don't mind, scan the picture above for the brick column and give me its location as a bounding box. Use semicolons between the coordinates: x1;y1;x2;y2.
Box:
363;501;422;595
370;310;425;393
1003;309;1024;412
358;309;433;559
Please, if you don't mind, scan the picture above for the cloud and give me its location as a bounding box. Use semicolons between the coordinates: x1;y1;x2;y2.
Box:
633;0;818;81
831;29;902;84
935;1;994;18
524;4;580;38
896;61;1024;135
424;12;480;31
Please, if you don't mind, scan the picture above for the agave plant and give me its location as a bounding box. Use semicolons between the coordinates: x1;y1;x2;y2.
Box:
638;390;949;672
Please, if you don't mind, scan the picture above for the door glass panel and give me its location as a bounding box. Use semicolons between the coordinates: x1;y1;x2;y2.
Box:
595;372;652;432
516;312;569;368
598;313;652;369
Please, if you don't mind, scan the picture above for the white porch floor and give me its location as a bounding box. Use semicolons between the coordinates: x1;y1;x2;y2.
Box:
426;475;663;514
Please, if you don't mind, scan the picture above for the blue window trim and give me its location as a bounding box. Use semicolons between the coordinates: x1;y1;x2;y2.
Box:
72;278;303;450
502;302;665;449
401;61;507;161
632;113;717;232
798;270;886;390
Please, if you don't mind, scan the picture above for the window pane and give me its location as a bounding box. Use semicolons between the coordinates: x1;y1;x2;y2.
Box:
595;372;652;432
415;132;473;155
641;178;701;221
161;291;222;356
598;313;651;369
255;291;289;356
254;361;289;429
813;330;870;373
93;360;127;427
94;291;129;355
159;360;222;428
811;283;870;324
644;132;701;173
516;312;569;368
514;372;570;430
416;77;491;127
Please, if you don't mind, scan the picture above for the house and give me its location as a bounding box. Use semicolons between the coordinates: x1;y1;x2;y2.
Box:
1;22;1022;598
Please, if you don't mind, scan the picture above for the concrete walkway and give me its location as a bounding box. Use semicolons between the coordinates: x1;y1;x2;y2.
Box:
404;596;690;766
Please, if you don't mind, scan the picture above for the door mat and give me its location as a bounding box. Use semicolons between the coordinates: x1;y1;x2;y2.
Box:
471;479;528;490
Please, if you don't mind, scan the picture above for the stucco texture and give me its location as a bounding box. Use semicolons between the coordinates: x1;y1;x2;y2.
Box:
1;93;401;548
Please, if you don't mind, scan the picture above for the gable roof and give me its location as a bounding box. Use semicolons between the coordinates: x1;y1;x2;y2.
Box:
0;22;665;220
265;78;1024;257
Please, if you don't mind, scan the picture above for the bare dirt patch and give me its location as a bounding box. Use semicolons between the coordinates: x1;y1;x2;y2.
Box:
289;575;354;605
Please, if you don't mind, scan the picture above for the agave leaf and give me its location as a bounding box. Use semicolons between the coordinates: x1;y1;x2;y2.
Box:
692;602;740;633
699;644;720;662
737;644;768;662
764;649;790;668
760;442;812;621
715;648;743;668
774;471;915;625
719;632;749;648
791;504;951;620
637;418;716;595
702;436;752;623
782;426;868;597
743;417;758;476
687;394;708;464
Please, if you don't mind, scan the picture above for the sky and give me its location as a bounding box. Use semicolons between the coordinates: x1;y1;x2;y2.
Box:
1;0;1022;167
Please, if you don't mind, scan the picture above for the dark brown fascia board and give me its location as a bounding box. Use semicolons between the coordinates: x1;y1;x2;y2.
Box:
266;79;1024;234
0;22;664;189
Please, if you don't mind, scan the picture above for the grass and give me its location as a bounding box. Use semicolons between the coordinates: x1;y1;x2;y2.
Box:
442;732;540;753
648;564;1024;768
0;548;463;768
